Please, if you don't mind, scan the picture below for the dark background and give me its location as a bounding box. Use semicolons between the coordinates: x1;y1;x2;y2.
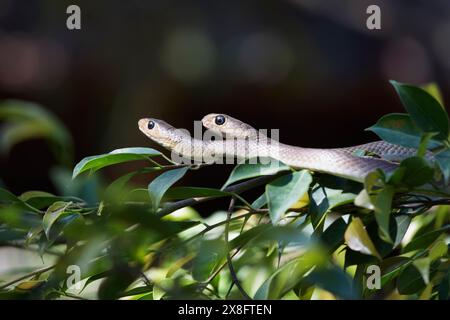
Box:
0;0;449;194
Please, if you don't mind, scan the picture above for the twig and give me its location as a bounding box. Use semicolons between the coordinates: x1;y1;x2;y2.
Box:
157;173;284;218
0;264;56;290
224;197;251;300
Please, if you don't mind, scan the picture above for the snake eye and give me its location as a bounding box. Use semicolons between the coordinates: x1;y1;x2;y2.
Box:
147;120;155;130
214;115;226;125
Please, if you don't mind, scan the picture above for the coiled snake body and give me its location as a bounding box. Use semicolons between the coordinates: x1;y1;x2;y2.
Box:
138;114;433;183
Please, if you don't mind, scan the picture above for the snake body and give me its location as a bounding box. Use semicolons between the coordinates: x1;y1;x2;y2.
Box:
138;114;433;183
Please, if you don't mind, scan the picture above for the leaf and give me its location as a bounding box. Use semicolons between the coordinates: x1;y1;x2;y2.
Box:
429;240;448;261
148;167;189;211
0;188;41;213
394;215;412;247
118;285;153;298
266;170;312;223
0;100;73;165
390;80;449;140
192;239;226;282
72;147;161;178
344;217;381;259
374;185;394;243
367;113;442;149
435;149;450;184
422;83;444;107
397;264;426;295
413;257;430;284
15;280;45;291
380;256;411;286
166;253;196;278
305;266;357;299
254;250;325;299
321;218;347;252
251;192;267;209
42;201;72;238
403;225;450;253
392;157;434;187
419;283;433;300
354;189;375;210
19;191;83;210
19;191;55;201
222;161;290;189
232;225;310;249
103;171;139;201
309;185;356;227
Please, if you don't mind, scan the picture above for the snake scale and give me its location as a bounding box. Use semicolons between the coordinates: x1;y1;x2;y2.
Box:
138;113;433;183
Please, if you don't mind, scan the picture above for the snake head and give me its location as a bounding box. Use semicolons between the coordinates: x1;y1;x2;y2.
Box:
201;113;258;139
138;118;189;150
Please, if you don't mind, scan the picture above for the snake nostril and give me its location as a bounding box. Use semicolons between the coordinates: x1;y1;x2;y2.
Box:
215;115;226;125
148;120;155;130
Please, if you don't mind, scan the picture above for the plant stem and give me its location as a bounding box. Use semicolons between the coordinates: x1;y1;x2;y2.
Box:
224;197;251;300
157;173;284;218
0;264;56;290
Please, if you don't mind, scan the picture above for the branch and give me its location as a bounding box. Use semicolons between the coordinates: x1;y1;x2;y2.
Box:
224;197;251;300
157;172;284;218
0;264;56;290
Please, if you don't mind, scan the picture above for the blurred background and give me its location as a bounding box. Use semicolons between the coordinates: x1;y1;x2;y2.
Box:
0;0;449;194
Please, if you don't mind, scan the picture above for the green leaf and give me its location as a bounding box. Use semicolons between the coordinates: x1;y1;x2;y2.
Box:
422;83;444;107
397;264;426;295
309;185;356;227
231;225;310;249
166;253;196;278
118;285;153;298
15;280;46;291
72;147;161;178
391;157;434;187
254;250;325;299
429;240;448;261
413;257;430;284
19;191;83;210
305;266;357;299
380;256;411;286
148;167;189;211
192;239;226;282
103;171;139;201
0;188;41;213
435;149;450;184
394;215;412;248
344;217;381;259
266;170;312;223
321;218;347;252
42;201;72;238
223;160;290;189
403;225;450;253
251;192;267;209
374;185;394;243
0;100;73;165
390;80;449;140
367;113;442;149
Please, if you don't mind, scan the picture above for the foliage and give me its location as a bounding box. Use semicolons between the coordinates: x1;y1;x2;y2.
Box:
0;82;449;300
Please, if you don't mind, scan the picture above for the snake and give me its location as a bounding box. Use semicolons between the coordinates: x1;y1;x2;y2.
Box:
138;113;434;183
